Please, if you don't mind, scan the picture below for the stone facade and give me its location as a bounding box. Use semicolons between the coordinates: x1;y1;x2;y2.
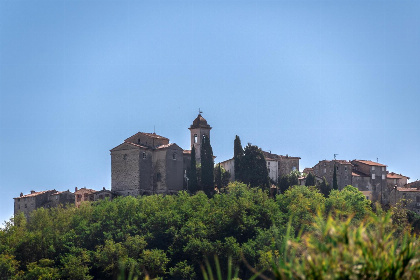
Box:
110;114;210;196
351;160;388;203
312;160;353;190
74;187;96;208
47;191;75;208
188;114;211;164
389;188;420;215
14;190;57;218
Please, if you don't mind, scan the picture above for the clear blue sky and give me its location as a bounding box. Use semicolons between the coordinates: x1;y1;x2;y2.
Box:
1;0;419;224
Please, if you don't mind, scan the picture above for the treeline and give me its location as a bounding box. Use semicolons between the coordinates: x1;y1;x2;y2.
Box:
2;183;420;279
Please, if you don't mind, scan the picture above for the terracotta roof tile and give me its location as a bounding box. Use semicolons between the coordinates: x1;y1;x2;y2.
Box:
124;132;169;142
352;171;369;177
353;160;387;167
387;172;409;180
15;190;57;199
397;188;420;192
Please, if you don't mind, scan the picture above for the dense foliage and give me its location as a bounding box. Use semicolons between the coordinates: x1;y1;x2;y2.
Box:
1;183;419;279
200;135;214;195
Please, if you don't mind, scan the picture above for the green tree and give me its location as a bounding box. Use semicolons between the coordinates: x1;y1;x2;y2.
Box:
319;176;331;197
326;185;372;221
305;173;316;187
289;170;300;186
242;144;269;190
201;135;214;196
333;164;338;190
189;146;198;193
278;175;290;194
234;135;244;182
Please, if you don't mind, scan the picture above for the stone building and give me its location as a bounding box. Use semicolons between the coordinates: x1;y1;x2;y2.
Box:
46;190;75;208
389;187;420;215
110;114;211;196
14;190;57;218
74;187;96;208
312;160;353;190
351;160;388;203
189;114;211;164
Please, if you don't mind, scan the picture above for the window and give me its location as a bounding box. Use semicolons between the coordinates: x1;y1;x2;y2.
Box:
336;166;339;171
268;162;270;166
143;152;146;159
24;204;27;208
372;174;375;180
156;173;161;182
173;152;176;160
382;167;385;171
324;168;326;174
372;166;375;171
194;134;198;143
56;195;58;200
382;174;385;180
344;167;347;171
292;166;296;171
123;154;127;160
137;138;140;144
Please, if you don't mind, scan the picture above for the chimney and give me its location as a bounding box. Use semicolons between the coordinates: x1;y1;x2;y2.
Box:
20;192;23;197
103;187;105;191
30;190;35;194
75;187;78;192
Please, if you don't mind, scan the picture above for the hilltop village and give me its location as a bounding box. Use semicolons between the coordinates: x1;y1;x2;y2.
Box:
14;113;420;218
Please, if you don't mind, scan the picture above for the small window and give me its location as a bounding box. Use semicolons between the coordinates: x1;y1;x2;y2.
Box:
344;167;347;171
372;174;376;180
194;134;198;143
173;152;176;160
268;168;270;173
123;154;127;160
382;174;385;180
336;166;339;171
292;166;296;171
372;166;375;171
56;195;58;200
25;204;27;208
137;138;140;144
143;152;146;159
157;173;162;182
324;168;326;174
382;167;385;171
366;196;369;200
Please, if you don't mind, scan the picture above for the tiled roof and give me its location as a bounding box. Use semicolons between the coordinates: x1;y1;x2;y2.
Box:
124;141;149;149
183;150;191;154
387;172;409;180
317;160;351;165
190;114;211;129
352;171;369;177
397;188;420;192
124;132;169;142
156;143;177;150
353;160;387;167
15;190;57;199
262;151;300;160
75;188;96;194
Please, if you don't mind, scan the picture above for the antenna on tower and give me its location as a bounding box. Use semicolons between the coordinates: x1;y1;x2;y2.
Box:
153;125;155;134
334;154;338;160
199;108;203;114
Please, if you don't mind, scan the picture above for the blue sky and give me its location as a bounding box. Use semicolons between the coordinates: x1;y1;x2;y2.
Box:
1;0;419;224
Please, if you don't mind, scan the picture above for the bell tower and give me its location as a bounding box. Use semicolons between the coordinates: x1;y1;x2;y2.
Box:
189;112;212;164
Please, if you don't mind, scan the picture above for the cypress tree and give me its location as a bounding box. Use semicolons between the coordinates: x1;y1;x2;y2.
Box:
189;146;198;193
278;175;290;194
320;176;331;197
333;164;338;190
201;135;214;196
234;135;244;182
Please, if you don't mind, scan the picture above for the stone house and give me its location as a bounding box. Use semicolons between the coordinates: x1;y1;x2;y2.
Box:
389;187;420;215
312;160;353;190
351;160;388;203
74;187;96;208
14;190;57;218
47;190;75;208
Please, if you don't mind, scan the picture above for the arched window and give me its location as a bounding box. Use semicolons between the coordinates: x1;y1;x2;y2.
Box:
194;134;198;143
142;152;146;159
173;152;177;160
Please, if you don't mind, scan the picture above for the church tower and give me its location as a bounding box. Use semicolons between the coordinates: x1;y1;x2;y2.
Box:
189;113;212;164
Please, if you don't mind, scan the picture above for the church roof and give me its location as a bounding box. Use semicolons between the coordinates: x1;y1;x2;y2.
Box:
189;114;211;129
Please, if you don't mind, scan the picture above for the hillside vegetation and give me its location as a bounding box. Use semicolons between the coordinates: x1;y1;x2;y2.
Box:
1;183;419;279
